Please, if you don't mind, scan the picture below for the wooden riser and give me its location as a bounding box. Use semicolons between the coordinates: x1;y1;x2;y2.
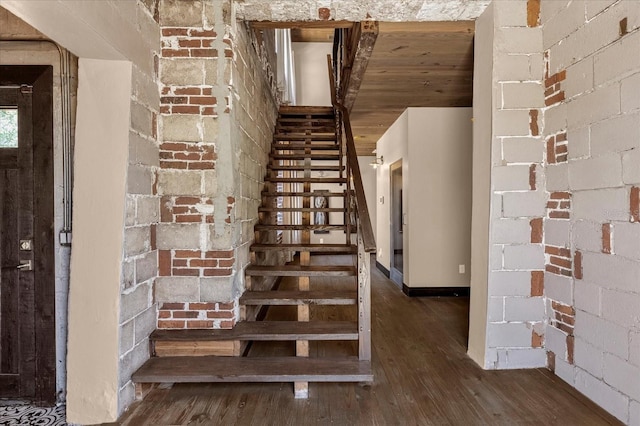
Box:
272;143;339;150
267;165;344;171
250;244;356;253
279;106;334;115
271;154;341;161
240;290;357;306
254;225;355;232
262;191;349;197
246;265;356;277
276;127;336;133
151;321;358;341
258;207;344;213
132;356;373;383
276;118;335;124
154;340;240;357
274;135;337;141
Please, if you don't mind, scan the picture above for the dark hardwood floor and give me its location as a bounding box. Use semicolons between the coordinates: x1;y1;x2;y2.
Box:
114;255;621;425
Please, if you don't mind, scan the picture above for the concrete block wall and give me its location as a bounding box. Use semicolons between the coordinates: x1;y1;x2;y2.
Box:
484;0;547;370
118;0;161;412
541;0;640;423
155;0;277;329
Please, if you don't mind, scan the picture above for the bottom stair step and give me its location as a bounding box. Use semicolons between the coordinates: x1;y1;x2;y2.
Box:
132;356;373;383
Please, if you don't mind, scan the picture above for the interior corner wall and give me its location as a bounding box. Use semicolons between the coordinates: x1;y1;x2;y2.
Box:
358;156;378;242
467;0;494;369
66;58;131;424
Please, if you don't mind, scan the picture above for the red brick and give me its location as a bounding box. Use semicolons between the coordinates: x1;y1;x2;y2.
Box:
175;250;201;258
550;191;571;200
172;105;200;114
202;87;213;96
549;211;570;219
217;302;235;310
191;48;217;58
529;164;537;190
171;206;192;215
172;259;187;267
527;0;540;27
160;160;188;170
173;310;199;319
150;224;157;250
545;91;565;106
531;271;544;296
547;351;555;372
556;132;567;142
174;87;201;96
546;138;556;164
161;142;188;151
529;109;539;136
550;256;572;269
207;311;233;319
532;330;544;348
555;321;574;335
545;246;571;257
567;335;574;364
175;214;201;223
203;268;232;276
189;96;217;105
173;268;199;276
631;186;640;223
546;201;559;209
162;28;189;36
544;86;555;97
161;96;188;104
174;196;200;205
602;223;612;254
178;39;201;48
574;250;583;279
186;320;214;329
189;302;217;310
159;250;172;276
161;302;184;310
201;151;218;161
158;310;171;319
162;49;189;58
175;152;201;161
188;162;215;170
190;259;218;268
559;201;571;209
219;320;234;329
545;264;561;275
158;320;185;329
189;29;216;37
318;7;331;19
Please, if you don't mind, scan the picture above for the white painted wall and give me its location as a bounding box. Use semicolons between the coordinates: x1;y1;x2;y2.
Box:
358;156;377;243
291;42;332;106
376;108;472;288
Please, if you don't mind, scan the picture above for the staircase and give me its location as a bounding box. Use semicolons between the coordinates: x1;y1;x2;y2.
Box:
132;103;375;398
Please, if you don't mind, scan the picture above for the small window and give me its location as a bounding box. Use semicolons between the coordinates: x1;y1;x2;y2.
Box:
0;108;18;148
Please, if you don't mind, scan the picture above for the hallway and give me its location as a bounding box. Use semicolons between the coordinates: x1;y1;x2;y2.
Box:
116;255;620;425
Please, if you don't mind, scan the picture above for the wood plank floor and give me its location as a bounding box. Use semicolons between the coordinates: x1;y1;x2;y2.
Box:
115;255;621;425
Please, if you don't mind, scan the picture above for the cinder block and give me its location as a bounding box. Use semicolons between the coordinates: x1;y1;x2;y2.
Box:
504;297;545;322
136;196;159;225
567;82;620;129
494;54;532;82
573;188;629;221
135;250;157;284
127;164;154;195
575;310;629;359
582;251;640;293
494;110;532;137
544;103;567;136
494;0;528;27
156;170;202;196
503;191;547;218
540;0;571;24
502;137;544;163
492;218;531;244
156;223;201;249
545;324;569;359
574;337;604;379
118;338;150;389
575;369;629;422
134;305;156;345
154;276;199;302
488;297;504;322
564;57;594;99
162;114;202;142
585;0;618;20
493;165;532;191
545;273;573;306
161;58;205;87
554;357;576;386
203;117;219;143
503;244;545;270
542;0;586;50
623;148;640;184
569;154;623;191
503;348;547;369
159;0;203;26
594;31;640;86
204;58;220;85
487;322;533;348
631;400;640;426
502;82;543;109
200;275;235;303
119;319;134;356
125;197;136;227
567;126;590;160
546;163;569;191
622;72;640;113
604;353;640;400
124;226;150;257
495;26;543;55
129;131;159;167
202;170;218;195
206;223;235;250
591;112;640;155
120;281;151;324
602;289;640;328
132;65;160;109
545;219;570;247
574;279;602;316
489;271;533;296
631;330;640;367
130;101;152;137
614;222;640;260
122;259;135;290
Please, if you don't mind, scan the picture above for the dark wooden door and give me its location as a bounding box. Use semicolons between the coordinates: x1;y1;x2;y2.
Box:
0;65;55;404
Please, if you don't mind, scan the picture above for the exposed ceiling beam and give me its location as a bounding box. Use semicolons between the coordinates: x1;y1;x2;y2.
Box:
251;20;354;30
342;21;378;113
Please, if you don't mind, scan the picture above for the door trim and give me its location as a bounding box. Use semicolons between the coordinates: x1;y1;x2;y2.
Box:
0;65;56;404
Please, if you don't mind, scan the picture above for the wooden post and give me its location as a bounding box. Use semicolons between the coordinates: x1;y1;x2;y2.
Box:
357;228;371;361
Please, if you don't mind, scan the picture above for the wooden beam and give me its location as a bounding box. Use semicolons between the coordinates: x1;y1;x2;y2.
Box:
343;21;378;112
251;21;354;30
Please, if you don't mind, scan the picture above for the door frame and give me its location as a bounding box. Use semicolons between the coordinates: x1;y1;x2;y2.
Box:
0;65;56;404
389;159;403;287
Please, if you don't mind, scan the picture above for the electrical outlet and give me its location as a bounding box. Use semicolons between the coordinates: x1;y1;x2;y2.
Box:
459;264;465;274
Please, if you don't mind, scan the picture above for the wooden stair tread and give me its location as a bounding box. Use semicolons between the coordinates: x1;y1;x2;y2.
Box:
264;177;347;184
254;224;355;232
267;165;344;171
245;264;356;276
271;154;340;160
274;134;337;141
250;243;356;253
258;207;344;212
151;321;358;341
272;143;339;150
279;106;334;115
132;356;372;383
276;117;335;123
262;191;349;197
240;290;357;305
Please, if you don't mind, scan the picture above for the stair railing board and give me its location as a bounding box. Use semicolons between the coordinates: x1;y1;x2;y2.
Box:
357;227;372;361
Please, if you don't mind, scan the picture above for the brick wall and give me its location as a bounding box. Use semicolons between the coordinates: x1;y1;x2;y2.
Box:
540;0;640;423
154;0;277;329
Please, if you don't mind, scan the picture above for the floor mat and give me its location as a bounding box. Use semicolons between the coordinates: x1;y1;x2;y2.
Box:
0;404;66;426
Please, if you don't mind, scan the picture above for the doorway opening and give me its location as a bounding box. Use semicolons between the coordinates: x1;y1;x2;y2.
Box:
389;160;403;287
